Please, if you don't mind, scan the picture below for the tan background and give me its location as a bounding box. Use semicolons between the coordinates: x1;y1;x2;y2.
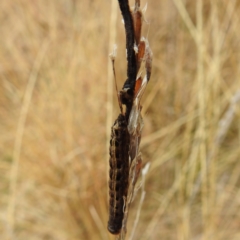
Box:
1;0;240;239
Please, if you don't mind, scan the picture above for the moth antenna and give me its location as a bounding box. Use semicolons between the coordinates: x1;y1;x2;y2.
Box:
110;45;123;113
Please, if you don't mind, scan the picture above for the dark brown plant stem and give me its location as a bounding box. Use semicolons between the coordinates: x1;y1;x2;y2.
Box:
117;0;137;116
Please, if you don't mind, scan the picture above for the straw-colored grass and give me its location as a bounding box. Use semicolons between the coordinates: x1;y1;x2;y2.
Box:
1;0;240;239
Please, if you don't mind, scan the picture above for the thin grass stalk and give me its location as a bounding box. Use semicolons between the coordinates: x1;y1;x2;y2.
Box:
106;0;118;189
7;41;49;239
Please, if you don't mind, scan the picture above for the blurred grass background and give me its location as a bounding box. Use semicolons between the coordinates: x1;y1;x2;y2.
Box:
1;0;240;239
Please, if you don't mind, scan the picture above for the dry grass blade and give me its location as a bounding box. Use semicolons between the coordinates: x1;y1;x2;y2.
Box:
129;162;149;240
106;0;118;186
190;89;240;204
7;41;49;238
